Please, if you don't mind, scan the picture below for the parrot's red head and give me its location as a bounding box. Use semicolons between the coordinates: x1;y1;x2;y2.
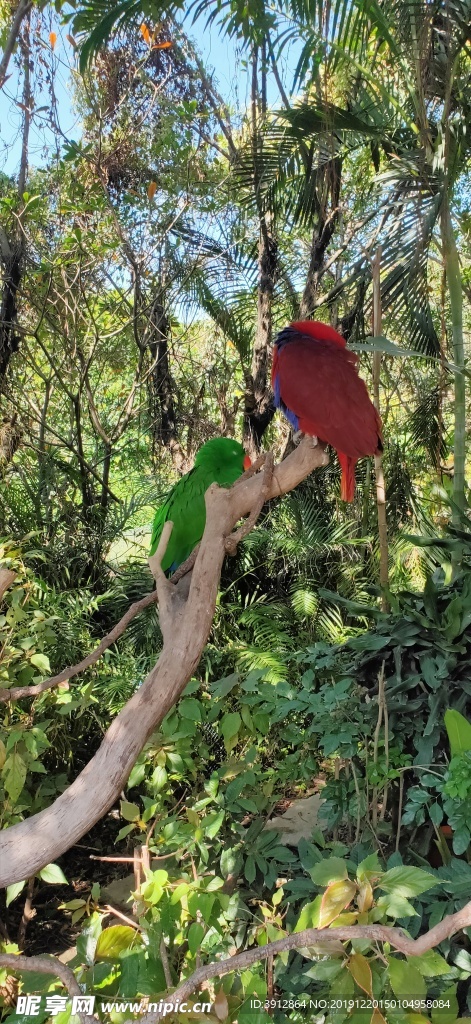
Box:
243;454;251;470
290;320;346;348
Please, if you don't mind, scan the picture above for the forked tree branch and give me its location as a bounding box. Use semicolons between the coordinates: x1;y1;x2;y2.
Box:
0;440;328;887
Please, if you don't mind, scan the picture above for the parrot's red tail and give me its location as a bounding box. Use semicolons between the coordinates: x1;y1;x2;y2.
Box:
338;452;357;502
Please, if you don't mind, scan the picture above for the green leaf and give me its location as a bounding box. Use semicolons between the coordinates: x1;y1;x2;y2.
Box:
151;766;167;792
120;800;140;821
38;863;68;885
429;802;444;827
95;926;142;960
6;880;26;906
431;985;458;1024
30;653;50;674
294;895;322;932
353;336;425;358
376;893;418;918
309;857;348;886
444;709;471;757
4;751;26;803
388;957;426;999
202;810;224;839
377;866;438;897
220;712;241;742
411;950;451;977
188;922;205;955
179;698;202;722
244;854;256;883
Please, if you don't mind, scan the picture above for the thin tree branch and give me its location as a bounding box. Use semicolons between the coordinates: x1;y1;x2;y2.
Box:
0;589;158;702
0;0;32;90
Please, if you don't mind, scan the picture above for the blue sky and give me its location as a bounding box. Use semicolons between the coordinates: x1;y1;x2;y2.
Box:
0;6;298;180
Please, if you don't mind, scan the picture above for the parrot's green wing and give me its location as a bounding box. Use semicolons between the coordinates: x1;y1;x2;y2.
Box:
149;437;248;573
149;467;208;571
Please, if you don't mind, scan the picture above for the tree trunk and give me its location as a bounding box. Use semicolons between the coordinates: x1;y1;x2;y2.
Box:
300;158;342;318
147;297;182;467
441;196;466;557
244;42;277;452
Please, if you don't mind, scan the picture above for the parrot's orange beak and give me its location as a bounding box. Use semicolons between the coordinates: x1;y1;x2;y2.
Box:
243;454;251;470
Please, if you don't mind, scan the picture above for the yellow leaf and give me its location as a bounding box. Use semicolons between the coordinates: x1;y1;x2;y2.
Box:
49;32;57;49
371;1009;388;1024
153;40;172;49
140;23;151;45
357;880;374;913
319;879;357;928
213;988;229;1021
147;181;157;200
348;952;373;996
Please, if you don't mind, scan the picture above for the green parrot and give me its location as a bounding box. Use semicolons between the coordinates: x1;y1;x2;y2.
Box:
149;436;251;573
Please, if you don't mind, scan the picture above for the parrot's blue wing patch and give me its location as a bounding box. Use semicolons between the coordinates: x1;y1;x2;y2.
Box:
273;369;299;431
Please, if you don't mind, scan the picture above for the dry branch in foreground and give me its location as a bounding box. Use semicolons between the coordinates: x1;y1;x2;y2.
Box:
0;439;328;888
136;897;471;1024
1;899;470;1024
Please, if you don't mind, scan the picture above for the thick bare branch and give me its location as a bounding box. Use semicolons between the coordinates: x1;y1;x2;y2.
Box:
0;440;328;887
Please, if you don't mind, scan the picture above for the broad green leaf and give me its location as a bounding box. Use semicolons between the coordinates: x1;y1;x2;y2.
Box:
4;752;26;802
120;800;140;821
6;880;26;906
377;866;438;897
220;712;241;741
244;854;256;884
444;709;471;756
38;863;68;884
202;809;224;839
188;922;205;955
95;926;142;960
309;857;348;886
30;653;50;674
376;893;419;918
319;879;357;927
171;883;190;905
179;698;202;722
294;895;322;932
411;950;451;977
431;985;458;1024
388;957;426;999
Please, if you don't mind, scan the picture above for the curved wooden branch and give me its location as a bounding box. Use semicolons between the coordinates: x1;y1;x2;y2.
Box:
0;954;95;1024
0;569;16;601
135;900;471;1024
0;589;158;703
3;899;470;1024
0;440;328;888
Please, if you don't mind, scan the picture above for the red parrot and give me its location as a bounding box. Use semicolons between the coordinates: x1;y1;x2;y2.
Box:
272;320;382;501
